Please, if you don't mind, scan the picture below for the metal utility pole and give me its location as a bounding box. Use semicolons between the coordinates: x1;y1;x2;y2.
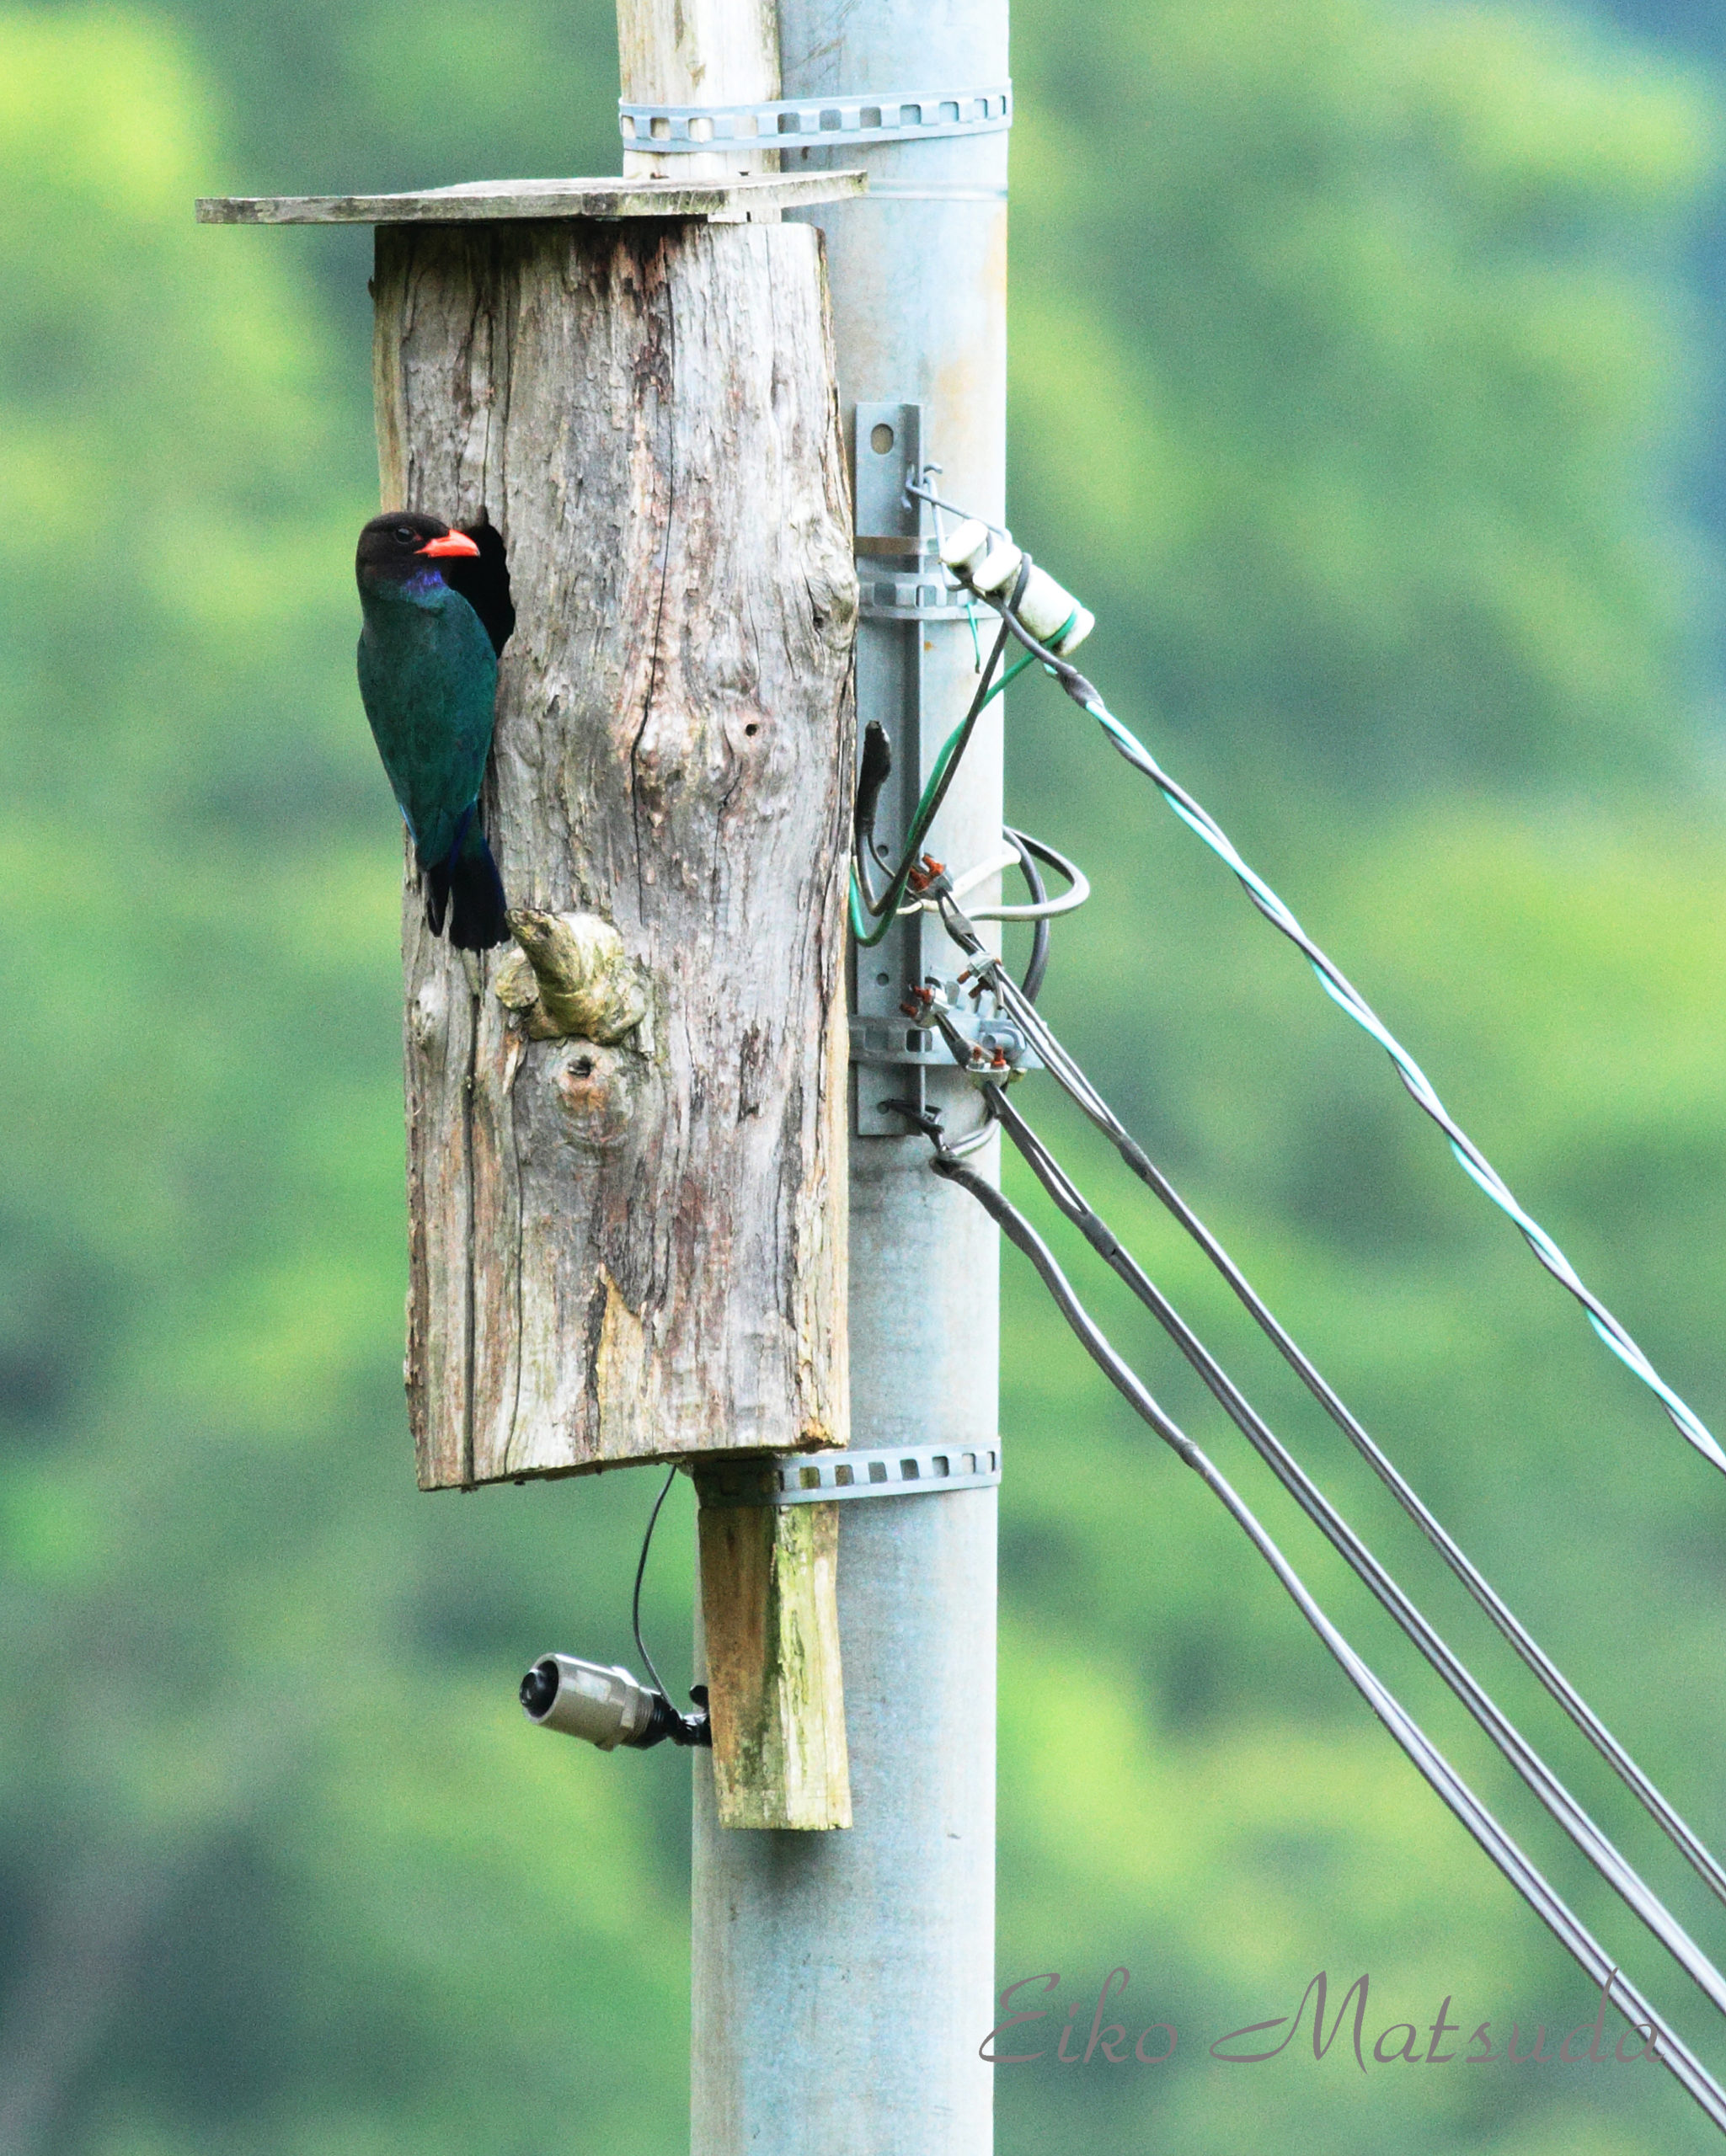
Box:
687;3;1011;2149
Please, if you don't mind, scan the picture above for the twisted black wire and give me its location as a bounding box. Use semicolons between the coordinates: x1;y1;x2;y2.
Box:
982;1080;1726;2017
928;899;1726;1918
925;1139;1726;2137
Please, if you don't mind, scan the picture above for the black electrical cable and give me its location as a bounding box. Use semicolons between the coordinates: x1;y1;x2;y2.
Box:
854;721;895;870
632;1464;680;1704
928;909;1726;1917
980;1081;1726;2020
852;624;1007;926
1002;824;1050;1003
904;1116;1726;2137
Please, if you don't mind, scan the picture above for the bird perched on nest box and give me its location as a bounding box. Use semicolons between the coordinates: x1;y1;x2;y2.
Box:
355;510;515;950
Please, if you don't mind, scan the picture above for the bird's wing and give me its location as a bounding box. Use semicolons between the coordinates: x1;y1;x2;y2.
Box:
356;591;499;867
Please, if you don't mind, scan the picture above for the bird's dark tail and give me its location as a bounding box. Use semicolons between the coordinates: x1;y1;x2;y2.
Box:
424;808;509;951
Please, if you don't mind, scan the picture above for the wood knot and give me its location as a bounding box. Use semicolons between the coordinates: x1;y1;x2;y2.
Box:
494;908;649;1043
551;1041;637;1148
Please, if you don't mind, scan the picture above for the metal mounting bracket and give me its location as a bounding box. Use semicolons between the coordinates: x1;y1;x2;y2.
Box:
852;398;937;1136
620;84;1012;156
849;1013;941;1069
697;1442;1003;1509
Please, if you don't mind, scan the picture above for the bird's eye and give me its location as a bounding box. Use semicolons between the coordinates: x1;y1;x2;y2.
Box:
394;525;416;545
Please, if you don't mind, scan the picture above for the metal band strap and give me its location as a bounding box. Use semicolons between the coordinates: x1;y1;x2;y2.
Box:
857;568;978;622
697;1442;1003;1508
619;83;1012;155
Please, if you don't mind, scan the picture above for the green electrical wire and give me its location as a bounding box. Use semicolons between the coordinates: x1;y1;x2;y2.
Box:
976;651;1036;709
848;595;1074;946
973;613;1074;713
849;712;973;944
849;606;1017;947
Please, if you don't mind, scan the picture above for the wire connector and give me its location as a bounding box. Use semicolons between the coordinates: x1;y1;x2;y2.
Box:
960;1014;1034;1084
911;975;1038;1084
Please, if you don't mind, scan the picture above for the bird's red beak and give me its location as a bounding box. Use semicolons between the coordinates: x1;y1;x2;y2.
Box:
418;529;482;559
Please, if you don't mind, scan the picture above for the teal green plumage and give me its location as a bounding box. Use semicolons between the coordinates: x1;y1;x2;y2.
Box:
357;568;496;865
355;511;510;949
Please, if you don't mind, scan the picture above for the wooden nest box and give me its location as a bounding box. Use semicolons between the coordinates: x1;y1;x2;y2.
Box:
378;206;860;1492
202;173;866;1490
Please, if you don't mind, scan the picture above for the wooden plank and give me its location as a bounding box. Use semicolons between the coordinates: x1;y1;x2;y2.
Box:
697;1492;851;1830
372;217;854;1489
195;170;863;226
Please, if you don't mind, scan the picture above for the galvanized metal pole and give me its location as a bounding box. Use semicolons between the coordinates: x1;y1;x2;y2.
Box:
691;2;1009;2148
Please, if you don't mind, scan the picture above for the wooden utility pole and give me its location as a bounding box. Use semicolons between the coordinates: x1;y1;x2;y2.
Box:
617;0;778;181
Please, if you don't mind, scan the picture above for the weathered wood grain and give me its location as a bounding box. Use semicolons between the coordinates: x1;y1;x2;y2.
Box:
374;219;855;1488
195;172;863;225
697;1494;851;1829
617;0;780;183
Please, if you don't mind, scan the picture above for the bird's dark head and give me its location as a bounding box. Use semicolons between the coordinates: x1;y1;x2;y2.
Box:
356;511;480;593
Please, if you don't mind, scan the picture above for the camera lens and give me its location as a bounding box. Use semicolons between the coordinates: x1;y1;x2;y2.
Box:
519;1658;559;1719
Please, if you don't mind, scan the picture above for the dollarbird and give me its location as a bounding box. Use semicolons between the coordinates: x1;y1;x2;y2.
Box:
355;510;513;950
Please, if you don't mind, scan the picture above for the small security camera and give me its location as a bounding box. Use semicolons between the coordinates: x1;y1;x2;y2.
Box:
519;1654;710;1751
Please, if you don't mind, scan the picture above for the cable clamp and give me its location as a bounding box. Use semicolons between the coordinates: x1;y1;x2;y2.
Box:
959;1014;1036;1085
850;978;1039;1075
620;83;1011;156
697;1441;1003;1509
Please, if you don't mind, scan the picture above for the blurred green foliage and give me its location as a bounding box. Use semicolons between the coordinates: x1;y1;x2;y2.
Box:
3;0;1726;2151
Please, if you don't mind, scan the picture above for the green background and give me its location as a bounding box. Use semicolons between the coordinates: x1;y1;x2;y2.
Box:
3;0;1726;2148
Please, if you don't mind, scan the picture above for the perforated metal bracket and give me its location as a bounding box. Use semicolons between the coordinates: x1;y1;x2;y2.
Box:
849;1014;942;1069
852;399;935;1136
620;84;1012;156
697;1442;1003;1509
852;427;976;618
857;568;975;623
853;401;923;547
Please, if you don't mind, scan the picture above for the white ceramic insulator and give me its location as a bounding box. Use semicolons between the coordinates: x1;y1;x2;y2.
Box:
938;519;1093;654
1017;564;1094;654
938;519;994;578
970;540;1025;597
